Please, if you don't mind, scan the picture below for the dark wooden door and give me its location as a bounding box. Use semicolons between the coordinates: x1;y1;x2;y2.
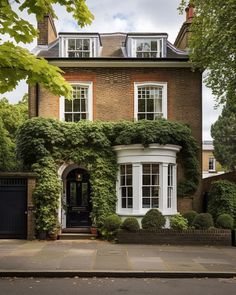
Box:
0;178;27;239
66;169;91;227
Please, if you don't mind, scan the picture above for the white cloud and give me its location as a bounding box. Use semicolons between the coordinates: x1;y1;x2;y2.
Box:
1;0;221;139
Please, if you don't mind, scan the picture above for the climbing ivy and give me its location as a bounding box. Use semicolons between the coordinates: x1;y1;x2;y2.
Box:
16;118;200;230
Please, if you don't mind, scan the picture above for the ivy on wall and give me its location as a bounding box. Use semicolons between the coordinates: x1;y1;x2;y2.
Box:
17;118;200;231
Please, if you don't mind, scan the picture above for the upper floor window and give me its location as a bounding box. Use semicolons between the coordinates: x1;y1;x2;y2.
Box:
134;82;167;120
59;34;100;57
136;39;162;58
60;82;93;122
208;157;216;172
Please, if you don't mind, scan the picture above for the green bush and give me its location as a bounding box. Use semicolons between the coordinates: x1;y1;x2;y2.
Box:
101;214;122;240
141;209;166;230
121;217;140;231
207;180;236;226
192;213;214;229
170;214;188;230
183;210;198;226
216;214;234;229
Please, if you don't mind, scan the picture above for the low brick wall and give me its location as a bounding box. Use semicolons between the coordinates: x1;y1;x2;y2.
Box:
117;229;232;246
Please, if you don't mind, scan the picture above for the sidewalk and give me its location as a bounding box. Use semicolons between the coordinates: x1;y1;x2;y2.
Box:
0;239;236;278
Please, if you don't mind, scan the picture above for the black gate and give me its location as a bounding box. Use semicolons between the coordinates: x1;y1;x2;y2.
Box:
0;178;27;239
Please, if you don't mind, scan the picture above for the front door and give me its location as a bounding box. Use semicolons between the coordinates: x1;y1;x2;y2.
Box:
66;168;91;227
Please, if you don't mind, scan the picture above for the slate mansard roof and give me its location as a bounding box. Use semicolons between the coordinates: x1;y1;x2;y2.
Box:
35;32;188;60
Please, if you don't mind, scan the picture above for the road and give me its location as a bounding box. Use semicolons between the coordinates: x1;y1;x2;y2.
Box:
0;277;236;295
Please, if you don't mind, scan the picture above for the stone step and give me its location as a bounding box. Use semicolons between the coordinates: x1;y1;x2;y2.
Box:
59;233;97;240
62;227;91;233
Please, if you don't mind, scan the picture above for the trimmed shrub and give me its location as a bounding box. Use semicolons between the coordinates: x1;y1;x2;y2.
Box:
101;214;122;240
207;180;236;226
170;214;188;230
141;209;166;230
216;214;234;229
183;210;198;226
192;213;214;229
122;217;140;231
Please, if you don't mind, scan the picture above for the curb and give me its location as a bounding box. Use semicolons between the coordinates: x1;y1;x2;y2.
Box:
1;271;236;278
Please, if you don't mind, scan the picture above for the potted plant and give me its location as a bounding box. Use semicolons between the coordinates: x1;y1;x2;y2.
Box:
90;217;98;236
48;222;61;240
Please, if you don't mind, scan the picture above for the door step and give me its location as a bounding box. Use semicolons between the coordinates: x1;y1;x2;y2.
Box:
59;233;97;240
62;227;91;233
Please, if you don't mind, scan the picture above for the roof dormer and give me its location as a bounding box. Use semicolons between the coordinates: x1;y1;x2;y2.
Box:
125;33;168;58
59;33;102;58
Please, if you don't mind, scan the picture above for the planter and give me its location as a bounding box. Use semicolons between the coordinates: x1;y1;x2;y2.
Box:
48;232;58;240
38;231;47;240
90;226;98;236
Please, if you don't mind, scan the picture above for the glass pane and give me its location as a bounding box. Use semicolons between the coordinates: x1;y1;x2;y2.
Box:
128;198;133;208
128;187;132;197
151;41;157;51
126;165;132;174
138;114;145;120
152;186;159;197
68;39;75;50
74;114;81;122
152;175;159;186
126;175;132;185
143;175;150;185
147;113;154;120
152;164;159;174
76;39;83;50
143;164;150;174
143;198;150;208
138;99;145;112
147;99;154;112
73;99;80;112
70;182;77;205
152;198;159;208
81;183;88;206
122;198;126;208
155;99;162;112
68;52;75;58
121;175;125;186
142;187;150;197
120;165;125;175
83;39;90;50
65;99;72;112
81;99;86;112
81;113;87;120
83;52;90;58
121;187;126;197
65;114;72;122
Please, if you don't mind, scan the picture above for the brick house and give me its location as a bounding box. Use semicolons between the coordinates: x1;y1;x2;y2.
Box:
29;5;202;230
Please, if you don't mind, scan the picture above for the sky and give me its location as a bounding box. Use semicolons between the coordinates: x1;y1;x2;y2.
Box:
2;0;222;140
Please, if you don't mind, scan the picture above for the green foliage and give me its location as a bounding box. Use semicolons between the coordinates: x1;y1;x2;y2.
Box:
0;95;28;171
207;180;236;225
170;214;188;230
192;213;214;229
211;103;236;171
32;157;61;233
101;214;122;240
141;209;166;230
16;118;200;229
121;217;140;232
179;1;236;105
0;0;93;97
216;214;234;229
183;210;198;226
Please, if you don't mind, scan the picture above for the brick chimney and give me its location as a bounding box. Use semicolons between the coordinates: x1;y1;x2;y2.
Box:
174;4;195;50
37;14;57;45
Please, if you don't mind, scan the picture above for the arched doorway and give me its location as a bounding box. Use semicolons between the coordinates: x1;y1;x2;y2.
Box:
66;167;91;227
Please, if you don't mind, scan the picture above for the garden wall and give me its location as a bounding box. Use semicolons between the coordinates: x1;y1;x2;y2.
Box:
117;229;232;246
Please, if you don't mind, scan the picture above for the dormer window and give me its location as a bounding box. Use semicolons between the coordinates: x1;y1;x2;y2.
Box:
125;34;167;58
136;39;162;58
59;33;101;57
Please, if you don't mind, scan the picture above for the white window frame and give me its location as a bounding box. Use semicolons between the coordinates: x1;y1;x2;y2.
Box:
134;39;162;58
208;157;216;172
60;82;93;122
134;82;168;120
120;164;133;209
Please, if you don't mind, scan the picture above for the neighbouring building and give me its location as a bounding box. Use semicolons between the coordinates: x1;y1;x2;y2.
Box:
202;140;225;179
28;4;203;230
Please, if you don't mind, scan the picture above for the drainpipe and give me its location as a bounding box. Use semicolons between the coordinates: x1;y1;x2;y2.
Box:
35;83;39;116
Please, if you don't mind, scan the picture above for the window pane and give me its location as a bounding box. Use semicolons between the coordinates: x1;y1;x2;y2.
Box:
128;198;133;208
151;41;157;51
65;99;72;112
80;99;86;112
138;99;145;112
126;175;132;185
147;113;154;120
152;186;159;197
142;187;150;197
76;39;82;50
68;39;75;50
73;99;80;112
143;164;150;174
65;114;72;122
143;175;150;185
68;52;75;58
120;165;125;175
83;39;90;50
152;175;159;186
121;187;126;197
81;113;87;120
121;175;125;186
83;52;90;58
143;198;150;208
122;198;126;208
152;198;159;208
138;114;145;120
147;99;154;112
128;187;132;197
74;114;81;122
154;99;162;112
126;165;132;174
152;164;159;174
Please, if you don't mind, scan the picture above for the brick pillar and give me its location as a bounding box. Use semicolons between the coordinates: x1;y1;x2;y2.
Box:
27;178;36;240
37;14;57;45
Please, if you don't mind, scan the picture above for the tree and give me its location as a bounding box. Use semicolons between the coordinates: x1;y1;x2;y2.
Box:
0;0;94;97
179;0;236;105
211;102;236;171
0;94;28;171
